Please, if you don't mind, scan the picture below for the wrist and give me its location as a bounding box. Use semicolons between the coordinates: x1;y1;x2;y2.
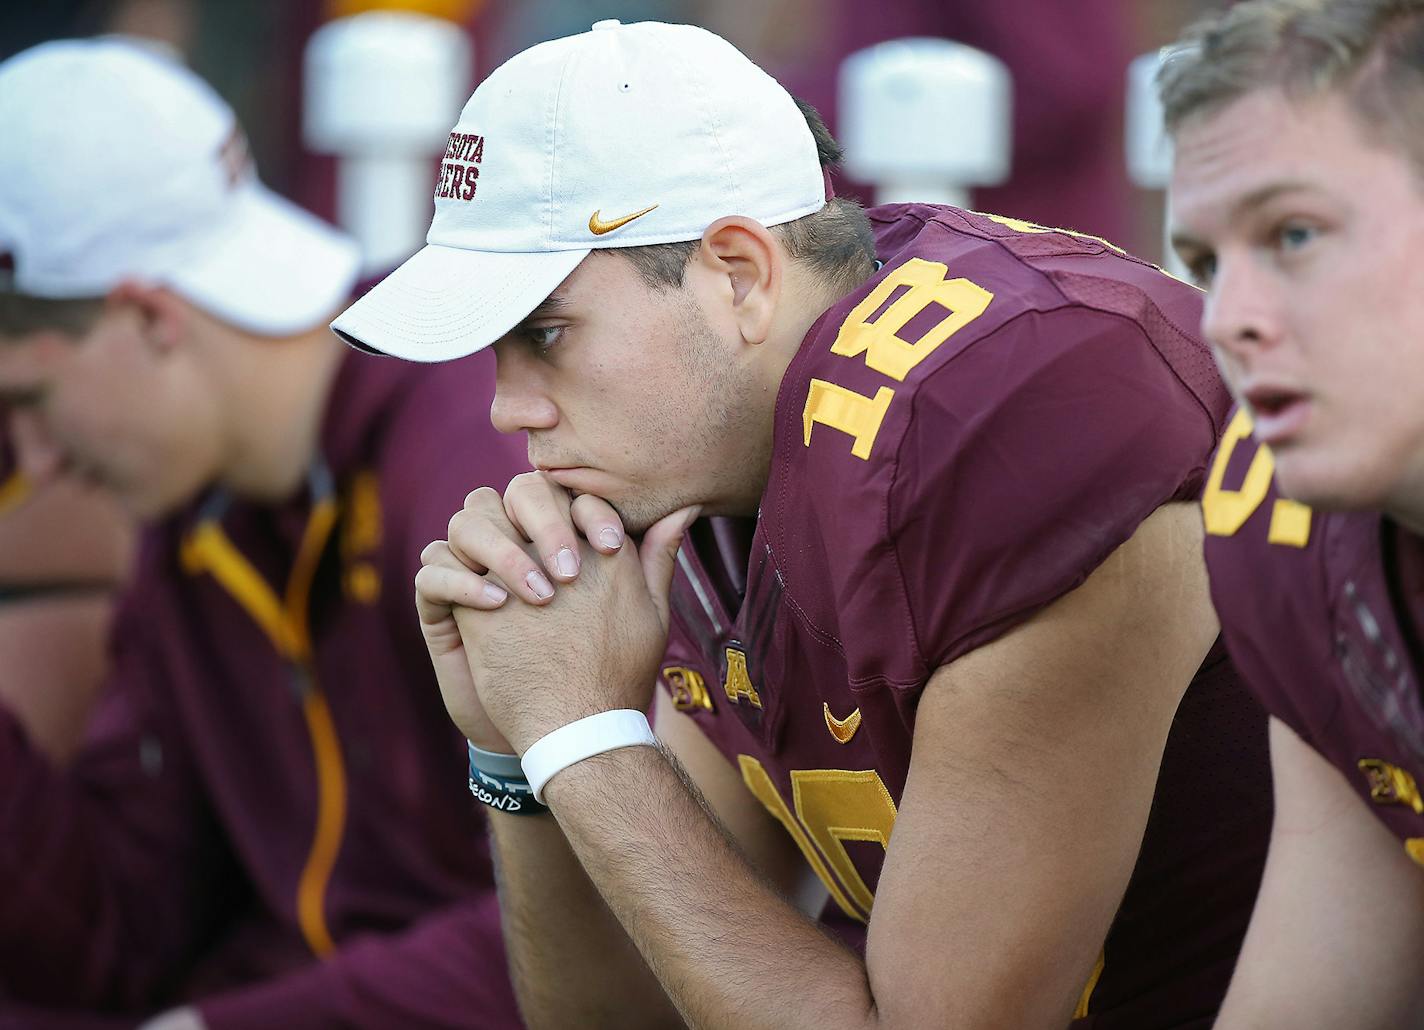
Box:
542;739;667;809
521;708;659;802
467;741;549;816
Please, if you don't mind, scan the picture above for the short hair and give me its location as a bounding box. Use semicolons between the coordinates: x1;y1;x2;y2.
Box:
620;98;877;296
1159;0;1424;168
0;291;104;338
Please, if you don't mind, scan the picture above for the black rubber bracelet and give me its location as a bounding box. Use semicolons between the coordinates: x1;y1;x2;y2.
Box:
467;761;549;816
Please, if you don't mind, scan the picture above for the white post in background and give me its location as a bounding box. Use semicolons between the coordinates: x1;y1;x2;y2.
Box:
1125;49;1188;279
838;38;1011;209
303;12;472;276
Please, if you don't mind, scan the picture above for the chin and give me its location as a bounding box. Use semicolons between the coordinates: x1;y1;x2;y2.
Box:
1273;450;1392;513
611;495;691;536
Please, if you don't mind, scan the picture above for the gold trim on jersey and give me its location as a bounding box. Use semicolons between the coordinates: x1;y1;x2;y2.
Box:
724;647;762;708
1358;758;1424;814
1074;950;1107;1019
663;666;714;712
823;703;863;744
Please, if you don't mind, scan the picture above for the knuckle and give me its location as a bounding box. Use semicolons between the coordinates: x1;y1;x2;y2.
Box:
507;470;542;495
464;485;501;510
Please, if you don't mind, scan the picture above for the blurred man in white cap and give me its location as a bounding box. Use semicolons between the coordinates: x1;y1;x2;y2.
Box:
0;38;526;1030
350;19;1275;1029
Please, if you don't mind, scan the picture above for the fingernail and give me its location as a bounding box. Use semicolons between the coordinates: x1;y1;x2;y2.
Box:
483;583;508;605
526;570;554;599
599;526;623;550
555;546;579;578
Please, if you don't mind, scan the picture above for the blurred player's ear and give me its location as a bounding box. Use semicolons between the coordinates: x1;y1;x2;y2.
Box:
698;216;780;347
107;281;190;356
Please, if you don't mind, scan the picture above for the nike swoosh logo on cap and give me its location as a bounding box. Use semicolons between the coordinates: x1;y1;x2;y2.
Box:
823;703;862;744
588;204;658;236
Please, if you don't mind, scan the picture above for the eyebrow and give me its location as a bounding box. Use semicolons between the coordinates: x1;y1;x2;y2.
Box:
1170;180;1320;254
517;291;571;324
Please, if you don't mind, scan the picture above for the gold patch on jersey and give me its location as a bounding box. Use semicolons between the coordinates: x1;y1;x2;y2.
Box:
823;703;862;744
662;666;713;712
1358;758;1424;814
343;562;381;604
723;647;762;708
1406;839;1424;867
341;471;383;559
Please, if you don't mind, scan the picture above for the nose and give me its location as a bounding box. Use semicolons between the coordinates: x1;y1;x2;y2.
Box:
489;340;559;436
1201;254;1282;371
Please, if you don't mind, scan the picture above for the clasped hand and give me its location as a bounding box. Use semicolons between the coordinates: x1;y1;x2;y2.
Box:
415;471;699;755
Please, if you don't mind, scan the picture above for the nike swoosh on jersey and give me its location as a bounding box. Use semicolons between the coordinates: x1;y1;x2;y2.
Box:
588;204;658;236
823;702;862;744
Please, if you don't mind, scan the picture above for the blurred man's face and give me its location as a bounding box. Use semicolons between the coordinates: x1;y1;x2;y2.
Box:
1170;87;1424;512
0;302;225;520
489;251;770;533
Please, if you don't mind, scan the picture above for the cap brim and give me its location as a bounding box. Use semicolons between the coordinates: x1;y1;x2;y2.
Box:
168;182;361;337
330;243;589;363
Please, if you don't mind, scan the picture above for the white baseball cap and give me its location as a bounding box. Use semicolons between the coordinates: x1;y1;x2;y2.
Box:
331;20;827;362
0;38;360;337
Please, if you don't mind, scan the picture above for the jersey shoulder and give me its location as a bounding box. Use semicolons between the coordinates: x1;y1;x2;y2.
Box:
764;205;1228;692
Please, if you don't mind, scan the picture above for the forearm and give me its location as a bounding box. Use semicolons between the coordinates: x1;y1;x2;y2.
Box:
1217;720;1424;1028
544;745;877;1030
488;806;682;1029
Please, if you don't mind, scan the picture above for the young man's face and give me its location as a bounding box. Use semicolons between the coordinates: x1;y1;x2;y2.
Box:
489;251;770;533
0;303;225;520
1171;87;1424;511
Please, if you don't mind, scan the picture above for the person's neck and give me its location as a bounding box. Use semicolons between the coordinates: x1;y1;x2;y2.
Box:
216;321;346;503
1386;490;1424;539
728;268;870;514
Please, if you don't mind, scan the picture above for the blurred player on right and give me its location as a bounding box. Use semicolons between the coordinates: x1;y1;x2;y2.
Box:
1162;1;1424;1024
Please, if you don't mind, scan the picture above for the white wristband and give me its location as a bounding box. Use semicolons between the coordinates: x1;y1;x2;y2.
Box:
521;709;658;803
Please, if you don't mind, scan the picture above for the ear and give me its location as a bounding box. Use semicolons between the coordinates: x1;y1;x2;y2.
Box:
106;280;191;356
697;216;782;346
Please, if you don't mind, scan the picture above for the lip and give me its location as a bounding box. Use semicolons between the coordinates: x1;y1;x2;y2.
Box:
1243;385;1313;448
538;465;599;490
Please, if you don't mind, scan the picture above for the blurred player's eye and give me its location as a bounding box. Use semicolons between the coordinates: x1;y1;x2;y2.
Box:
1184;252;1216;289
1274;221;1318;254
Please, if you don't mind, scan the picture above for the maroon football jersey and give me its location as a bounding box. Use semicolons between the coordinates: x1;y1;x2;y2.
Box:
661;205;1272;1028
1205;409;1424;865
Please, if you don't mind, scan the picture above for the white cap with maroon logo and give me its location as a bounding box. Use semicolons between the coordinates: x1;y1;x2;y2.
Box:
331;19;827;363
0;38;359;336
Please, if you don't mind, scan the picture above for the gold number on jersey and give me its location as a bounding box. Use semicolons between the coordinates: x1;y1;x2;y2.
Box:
802;381;895;460
831;258;994;382
1202;410;1312;547
803;260;993;460
977;211;1128;256
739;755;898;923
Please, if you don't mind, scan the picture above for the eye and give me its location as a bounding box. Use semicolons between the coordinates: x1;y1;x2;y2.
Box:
1274;221;1318;253
522;325;565;355
1184;251;1216;289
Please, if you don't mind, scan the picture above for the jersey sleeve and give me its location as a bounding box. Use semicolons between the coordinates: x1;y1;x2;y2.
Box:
892;303;1220;671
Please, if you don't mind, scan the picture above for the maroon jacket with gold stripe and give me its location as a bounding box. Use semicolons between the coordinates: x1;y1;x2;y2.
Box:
661;205;1273;1028
0;351;528;1028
